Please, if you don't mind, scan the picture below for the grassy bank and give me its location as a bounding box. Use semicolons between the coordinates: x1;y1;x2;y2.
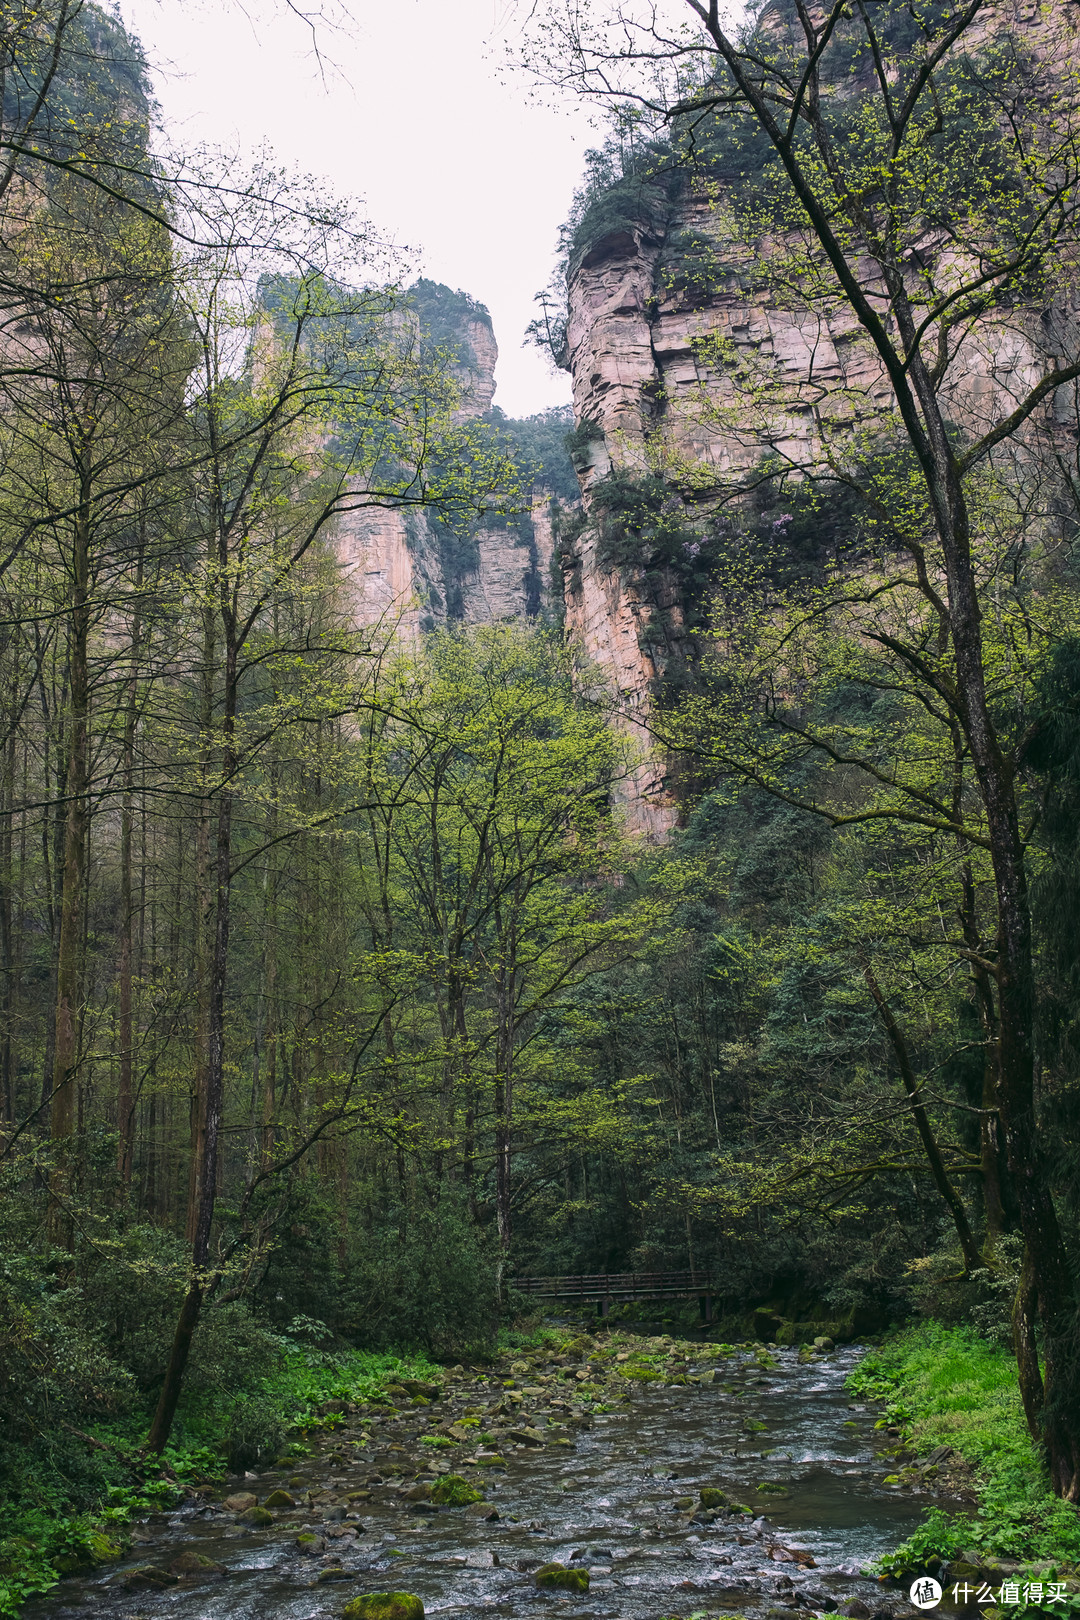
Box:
849;1324;1080;1585
0;1344;438;1616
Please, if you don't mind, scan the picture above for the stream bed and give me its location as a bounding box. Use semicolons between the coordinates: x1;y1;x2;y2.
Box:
27;1339;953;1620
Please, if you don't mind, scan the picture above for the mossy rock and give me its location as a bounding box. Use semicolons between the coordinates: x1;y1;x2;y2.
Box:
535;1562;590;1592
115;1566;180;1591
475;1454;506;1467
342;1595;424;1620
700;1488;734;1510
317;1567;351;1583
263;1489;295;1508
430;1474;482;1506
756;1482;788;1495
296;1534;322;1552
168;1551;227;1576
241;1506;275;1526
674;1495;696;1511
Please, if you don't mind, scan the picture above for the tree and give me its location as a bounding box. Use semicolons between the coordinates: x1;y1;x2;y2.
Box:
350;624;655;1262
520;0;1080;1495
144;208;522;1453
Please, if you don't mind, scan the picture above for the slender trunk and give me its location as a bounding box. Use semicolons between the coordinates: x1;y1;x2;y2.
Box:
0;677;17;1131
959;864;1010;1244
117;561;143;1188
186;603;215;1243
494;945;515;1258
864;968;981;1273
148;581;237;1454
906;328;1077;1496
48;477;91;1244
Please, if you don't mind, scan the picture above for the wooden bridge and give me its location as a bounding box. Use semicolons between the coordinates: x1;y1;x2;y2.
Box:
513;1270;715;1321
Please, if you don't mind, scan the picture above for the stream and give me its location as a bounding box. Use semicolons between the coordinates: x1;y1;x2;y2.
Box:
27;1339;950;1620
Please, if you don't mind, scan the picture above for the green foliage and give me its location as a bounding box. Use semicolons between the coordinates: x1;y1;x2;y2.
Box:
409;278;493;367
336;1196;500;1359
850;1325;1080;1569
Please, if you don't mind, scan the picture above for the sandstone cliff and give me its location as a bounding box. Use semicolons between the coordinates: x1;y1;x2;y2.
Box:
336;282;572;640
553;0;1080;836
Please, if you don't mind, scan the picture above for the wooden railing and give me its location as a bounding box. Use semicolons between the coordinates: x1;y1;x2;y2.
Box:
512;1270;714;1318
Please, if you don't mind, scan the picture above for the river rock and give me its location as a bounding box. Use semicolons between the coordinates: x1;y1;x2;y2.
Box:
402;1483;431;1501
535;1562;590;1592
168;1551;227;1578
399;1379;440;1399
263;1489;295;1508
317;1566;351;1582
464;1500;500;1521
838;1600;871;1618
241;1506;275;1527
114;1566;180;1591
296;1534;324;1552
342;1595;424;1620
508;1427;545;1447
431;1474;482;1506
223;1492;257;1512
466;1549;499;1567
700;1488;750;1512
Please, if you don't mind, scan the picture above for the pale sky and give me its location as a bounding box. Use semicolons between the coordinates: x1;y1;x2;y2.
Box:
118;0;601;418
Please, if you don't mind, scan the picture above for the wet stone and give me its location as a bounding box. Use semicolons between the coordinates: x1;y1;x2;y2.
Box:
222;1492;257;1512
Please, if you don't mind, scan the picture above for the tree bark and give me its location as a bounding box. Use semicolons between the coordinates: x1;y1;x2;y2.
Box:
48;469;91;1245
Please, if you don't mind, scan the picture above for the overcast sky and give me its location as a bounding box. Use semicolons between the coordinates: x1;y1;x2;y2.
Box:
118;0;601;418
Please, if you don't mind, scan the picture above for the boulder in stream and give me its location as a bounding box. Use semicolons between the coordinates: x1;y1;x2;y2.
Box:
241;1506;275;1526
263;1489;295;1508
535;1562;590;1592
113;1565;180;1591
342;1594;424;1620
463;1500;500;1521
223;1491;257;1512
430;1473;482;1506
168;1551;227;1578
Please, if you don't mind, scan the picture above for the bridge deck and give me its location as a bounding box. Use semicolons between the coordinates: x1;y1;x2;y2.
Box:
513;1272;714;1317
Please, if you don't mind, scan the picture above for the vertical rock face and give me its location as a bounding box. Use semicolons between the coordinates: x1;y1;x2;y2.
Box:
336;282;565;639
555;1;1080;837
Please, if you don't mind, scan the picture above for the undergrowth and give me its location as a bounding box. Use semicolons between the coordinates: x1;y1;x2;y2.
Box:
0;1339;439;1616
849;1324;1080;1583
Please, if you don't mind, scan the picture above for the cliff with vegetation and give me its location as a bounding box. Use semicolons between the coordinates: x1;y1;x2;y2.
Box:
545;0;1080;835
335;284;577;637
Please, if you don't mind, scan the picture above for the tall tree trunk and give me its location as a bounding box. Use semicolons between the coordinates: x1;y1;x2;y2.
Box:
186;603;215;1243
147;587;237;1454
117;556;143;1188
48;477;91;1245
0;673;18;1133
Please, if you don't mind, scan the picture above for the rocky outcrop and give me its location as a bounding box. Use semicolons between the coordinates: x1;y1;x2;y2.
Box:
554;1;1080;837
335;285;564;638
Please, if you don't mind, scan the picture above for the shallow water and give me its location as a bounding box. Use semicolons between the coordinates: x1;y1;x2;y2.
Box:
28;1344;945;1620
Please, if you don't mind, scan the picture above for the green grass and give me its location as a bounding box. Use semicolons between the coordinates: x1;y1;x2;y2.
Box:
0;1344;440;1615
849;1323;1080;1576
